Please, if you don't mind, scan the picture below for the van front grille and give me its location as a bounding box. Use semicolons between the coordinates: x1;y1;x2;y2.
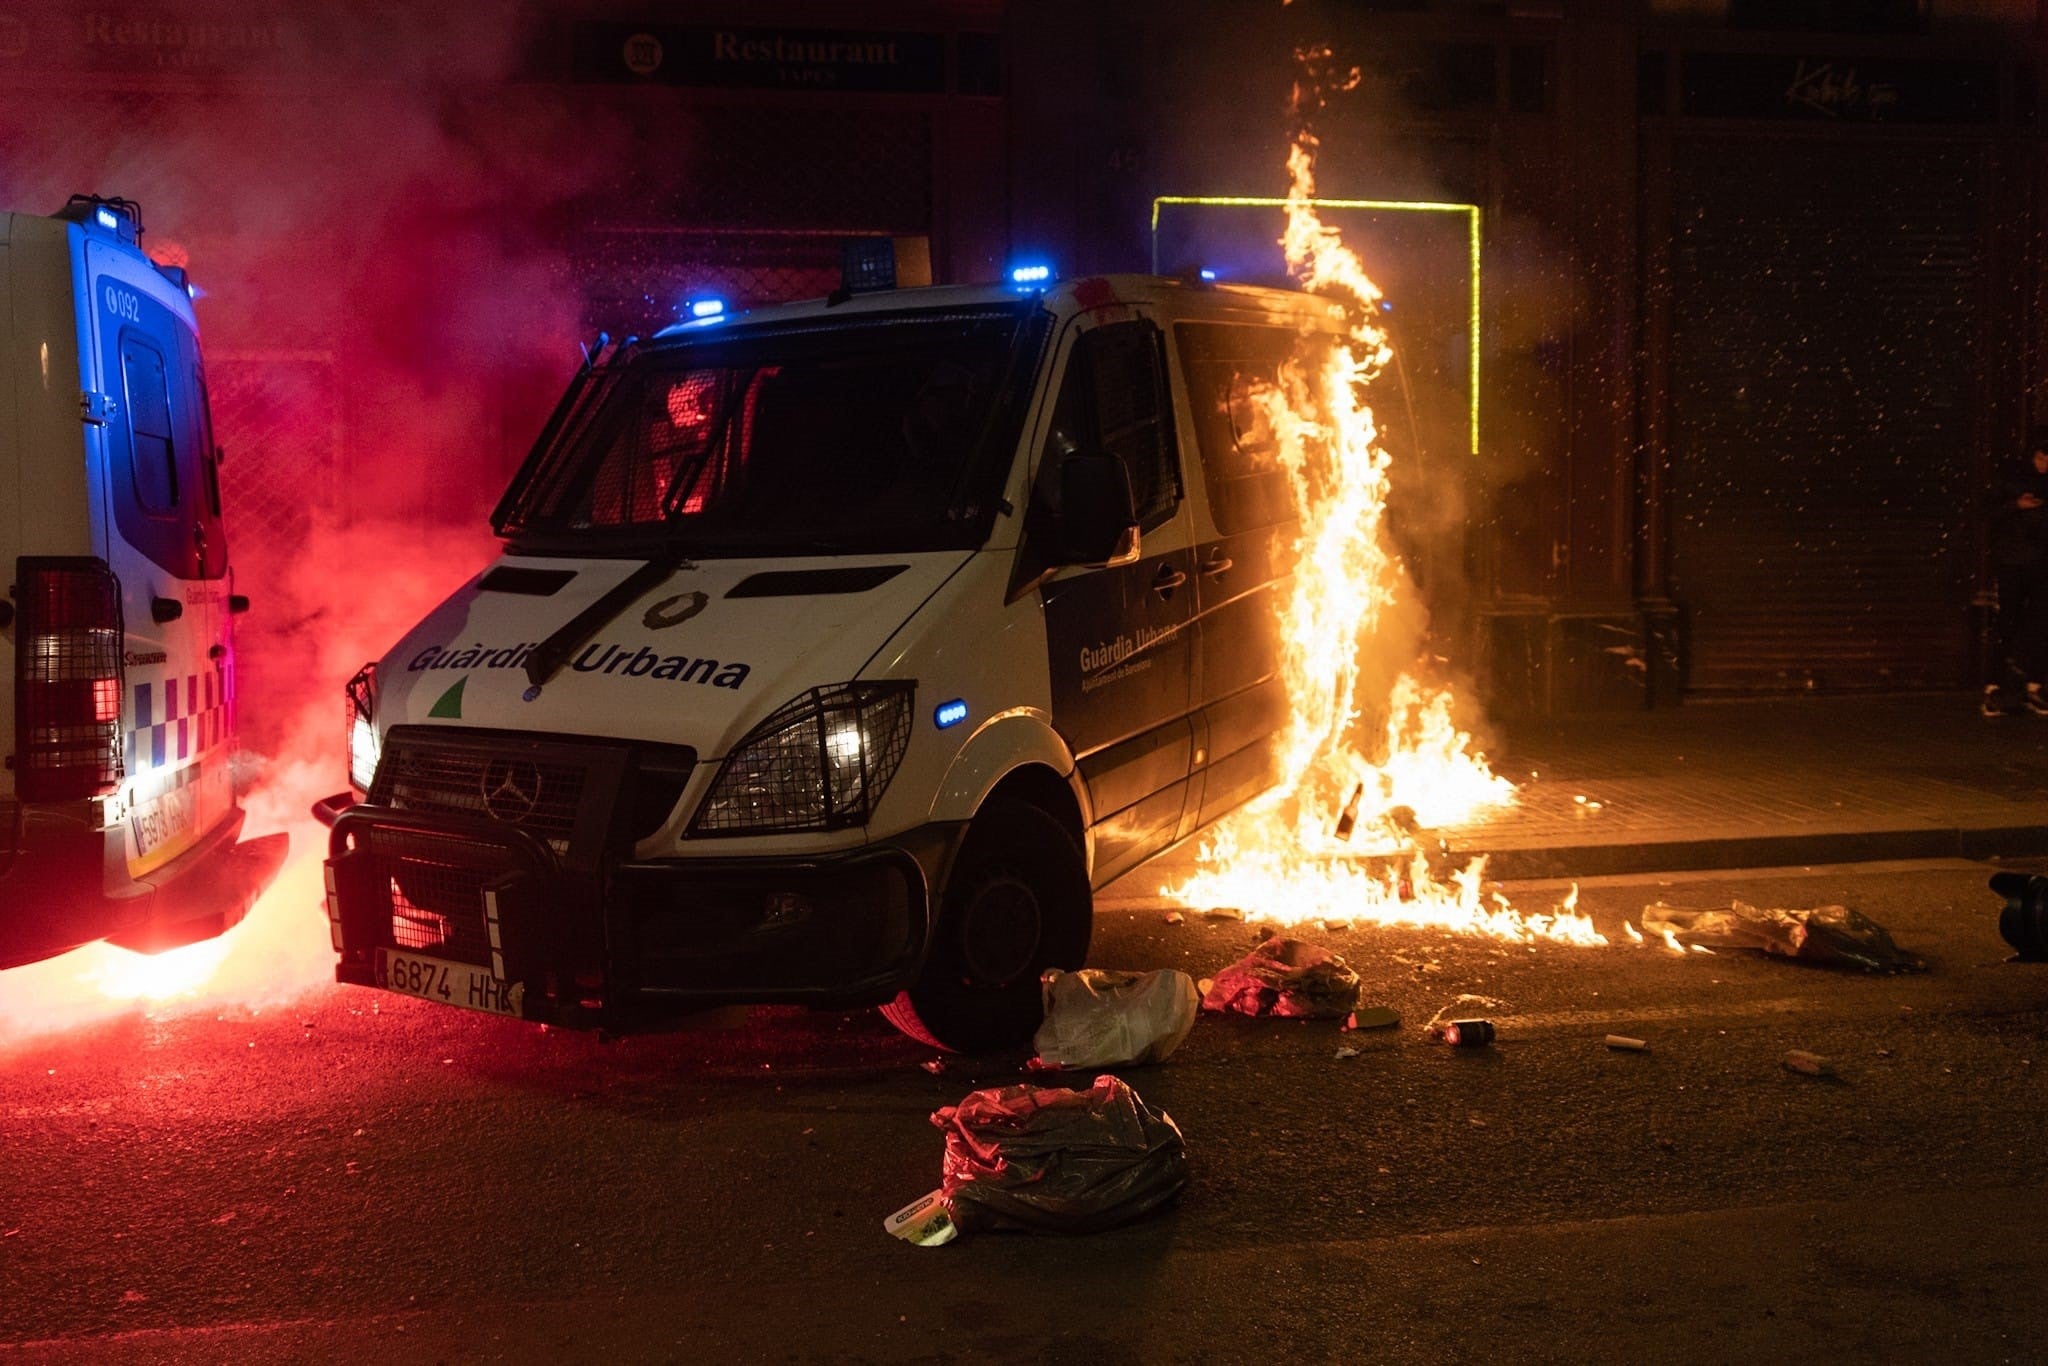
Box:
370;734;589;854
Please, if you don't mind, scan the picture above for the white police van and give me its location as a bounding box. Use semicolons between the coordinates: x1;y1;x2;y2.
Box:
319;265;1344;1050
1;197;284;970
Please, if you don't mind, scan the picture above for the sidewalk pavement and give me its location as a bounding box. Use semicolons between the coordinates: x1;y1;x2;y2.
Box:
1119;692;2048;891
1432;692;2048;878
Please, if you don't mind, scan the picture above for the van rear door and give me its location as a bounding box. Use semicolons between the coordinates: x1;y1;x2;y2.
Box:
83;241;235;880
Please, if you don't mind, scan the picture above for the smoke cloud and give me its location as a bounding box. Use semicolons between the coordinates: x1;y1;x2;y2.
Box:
0;2;629;1039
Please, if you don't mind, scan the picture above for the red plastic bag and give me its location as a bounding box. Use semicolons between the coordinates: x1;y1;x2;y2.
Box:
931;1074;1188;1235
1201;937;1361;1018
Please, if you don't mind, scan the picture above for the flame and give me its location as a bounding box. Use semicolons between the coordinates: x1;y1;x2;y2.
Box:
81;936;233;1002
1169;50;1600;948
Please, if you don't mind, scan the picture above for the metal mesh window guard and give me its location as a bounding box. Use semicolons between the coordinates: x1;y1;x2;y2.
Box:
692;682;914;835
15;559;124;799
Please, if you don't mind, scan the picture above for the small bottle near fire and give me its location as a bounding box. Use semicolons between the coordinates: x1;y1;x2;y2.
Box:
1333;782;1365;842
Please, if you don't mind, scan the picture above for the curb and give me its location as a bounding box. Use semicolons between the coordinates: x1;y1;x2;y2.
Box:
1458;823;2048;880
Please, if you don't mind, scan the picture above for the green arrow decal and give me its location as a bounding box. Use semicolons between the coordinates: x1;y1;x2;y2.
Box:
429;676;467;719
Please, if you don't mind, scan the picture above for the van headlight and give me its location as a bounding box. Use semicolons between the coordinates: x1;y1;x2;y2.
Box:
345;663;381;793
690;682;914;836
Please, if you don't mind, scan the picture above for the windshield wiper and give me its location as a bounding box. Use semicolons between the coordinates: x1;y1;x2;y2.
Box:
524;552;696;690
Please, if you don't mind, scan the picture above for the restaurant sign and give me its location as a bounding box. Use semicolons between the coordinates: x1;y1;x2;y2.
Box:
573;23;946;93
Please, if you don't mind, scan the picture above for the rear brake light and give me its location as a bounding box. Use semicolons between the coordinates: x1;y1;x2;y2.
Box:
14;557;125;801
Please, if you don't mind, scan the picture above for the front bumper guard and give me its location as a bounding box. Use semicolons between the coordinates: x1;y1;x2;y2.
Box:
326;805;576;1022
322;796;957;1031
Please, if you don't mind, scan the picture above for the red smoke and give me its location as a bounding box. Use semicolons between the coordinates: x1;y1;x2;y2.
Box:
0;3;628;1038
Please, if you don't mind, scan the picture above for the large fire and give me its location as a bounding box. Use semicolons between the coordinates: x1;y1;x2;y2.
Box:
1169;54;1603;947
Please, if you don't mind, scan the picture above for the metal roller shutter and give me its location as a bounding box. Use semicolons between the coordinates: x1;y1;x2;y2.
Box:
1668;136;1983;692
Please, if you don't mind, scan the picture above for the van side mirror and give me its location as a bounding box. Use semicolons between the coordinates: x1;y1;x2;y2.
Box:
1058;453;1141;567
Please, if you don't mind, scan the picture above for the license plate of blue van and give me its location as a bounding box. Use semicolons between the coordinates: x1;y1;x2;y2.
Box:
375;948;523;1018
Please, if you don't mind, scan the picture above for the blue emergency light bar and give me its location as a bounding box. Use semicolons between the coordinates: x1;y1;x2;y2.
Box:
688;297;725;320
1009;263;1052;290
63;196;142;245
934;699;969;730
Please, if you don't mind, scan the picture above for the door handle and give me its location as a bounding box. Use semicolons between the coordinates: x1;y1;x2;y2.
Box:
1199;554;1234;577
1151;564;1188;597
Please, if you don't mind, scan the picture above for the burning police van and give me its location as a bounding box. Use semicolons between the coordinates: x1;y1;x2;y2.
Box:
318;267;1343;1050
0;197;285;970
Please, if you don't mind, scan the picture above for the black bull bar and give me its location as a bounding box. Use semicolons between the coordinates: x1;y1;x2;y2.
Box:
325;806;573;1018
323;800;945;1030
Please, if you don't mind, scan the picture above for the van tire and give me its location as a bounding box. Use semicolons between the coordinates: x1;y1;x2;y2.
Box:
879;797;1092;1053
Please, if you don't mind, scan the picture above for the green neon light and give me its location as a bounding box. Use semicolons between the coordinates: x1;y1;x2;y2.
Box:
1150;194;1483;455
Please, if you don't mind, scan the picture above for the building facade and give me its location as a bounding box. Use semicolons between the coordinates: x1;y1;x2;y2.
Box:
2;1;2038;714
1011;0;2047;710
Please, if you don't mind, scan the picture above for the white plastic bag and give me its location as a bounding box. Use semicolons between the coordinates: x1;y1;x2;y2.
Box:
1032;968;1200;1070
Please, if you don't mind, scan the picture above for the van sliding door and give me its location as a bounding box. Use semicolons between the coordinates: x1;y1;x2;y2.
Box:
1031;316;1197;888
1173;322;1297;833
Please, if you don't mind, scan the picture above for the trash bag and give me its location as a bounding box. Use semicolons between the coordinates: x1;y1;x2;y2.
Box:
1641;901;1924;973
1033;968;1200;1070
932;1074;1188;1235
1200;937;1362;1018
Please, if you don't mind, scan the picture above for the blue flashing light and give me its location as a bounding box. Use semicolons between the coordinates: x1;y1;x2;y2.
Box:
1009;263;1052;290
688;297;725;320
94;206;120;231
934;699;969;730
1199;268;1218;281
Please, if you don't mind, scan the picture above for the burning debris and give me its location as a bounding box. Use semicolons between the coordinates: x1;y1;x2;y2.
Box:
1165;54;1600;949
1636;902;1923;973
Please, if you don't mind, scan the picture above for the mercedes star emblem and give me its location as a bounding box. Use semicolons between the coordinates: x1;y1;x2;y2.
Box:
480;758;544;823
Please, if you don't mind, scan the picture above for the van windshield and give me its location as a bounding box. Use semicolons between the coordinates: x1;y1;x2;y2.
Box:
494;305;1047;557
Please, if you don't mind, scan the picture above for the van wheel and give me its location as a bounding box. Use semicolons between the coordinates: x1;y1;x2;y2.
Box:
879;797;1092;1054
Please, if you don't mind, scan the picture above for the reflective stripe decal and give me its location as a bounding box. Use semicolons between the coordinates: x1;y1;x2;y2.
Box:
128;668;232;774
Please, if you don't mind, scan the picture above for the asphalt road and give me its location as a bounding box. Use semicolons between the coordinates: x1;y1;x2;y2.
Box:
3;858;2046;1364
